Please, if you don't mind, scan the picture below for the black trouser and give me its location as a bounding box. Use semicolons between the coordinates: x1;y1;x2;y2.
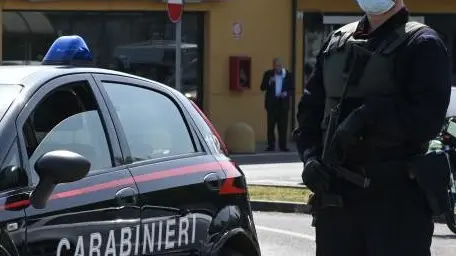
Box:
266;99;288;149
314;163;434;256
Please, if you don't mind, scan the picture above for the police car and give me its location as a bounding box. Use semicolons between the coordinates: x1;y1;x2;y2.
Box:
0;36;260;256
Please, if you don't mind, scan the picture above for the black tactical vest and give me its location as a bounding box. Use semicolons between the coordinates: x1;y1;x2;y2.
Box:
321;21;427;160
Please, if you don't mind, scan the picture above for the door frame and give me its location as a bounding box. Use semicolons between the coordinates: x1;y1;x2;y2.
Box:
322;15;425;24
15;73;124;185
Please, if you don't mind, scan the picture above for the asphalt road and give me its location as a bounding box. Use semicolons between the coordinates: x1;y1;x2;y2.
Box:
253;211;456;256
241;162;302;186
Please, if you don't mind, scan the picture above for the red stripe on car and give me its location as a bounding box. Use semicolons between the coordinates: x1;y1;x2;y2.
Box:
1;161;223;210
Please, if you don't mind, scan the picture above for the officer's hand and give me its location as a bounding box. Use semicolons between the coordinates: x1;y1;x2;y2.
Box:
332;108;366;153
302;159;331;192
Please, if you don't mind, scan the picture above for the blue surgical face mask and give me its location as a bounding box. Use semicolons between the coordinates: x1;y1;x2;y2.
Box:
356;0;395;15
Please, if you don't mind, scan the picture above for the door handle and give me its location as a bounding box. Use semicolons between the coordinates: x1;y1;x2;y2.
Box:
204;173;222;191
115;187;138;206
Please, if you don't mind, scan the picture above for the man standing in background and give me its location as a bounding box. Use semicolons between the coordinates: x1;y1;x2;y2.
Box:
261;58;293;152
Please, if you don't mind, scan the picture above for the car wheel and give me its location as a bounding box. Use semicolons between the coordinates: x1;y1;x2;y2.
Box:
219;248;245;256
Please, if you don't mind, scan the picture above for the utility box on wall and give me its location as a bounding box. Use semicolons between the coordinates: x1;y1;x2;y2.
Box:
229;56;251;92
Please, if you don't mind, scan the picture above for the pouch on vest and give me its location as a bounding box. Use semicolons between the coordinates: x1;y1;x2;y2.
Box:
409;150;452;217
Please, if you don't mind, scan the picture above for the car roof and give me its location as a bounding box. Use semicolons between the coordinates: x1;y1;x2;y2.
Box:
0;65;154;88
0;65;192;122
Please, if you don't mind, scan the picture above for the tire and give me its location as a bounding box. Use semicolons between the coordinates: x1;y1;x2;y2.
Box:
445;192;456;234
219;248;245;256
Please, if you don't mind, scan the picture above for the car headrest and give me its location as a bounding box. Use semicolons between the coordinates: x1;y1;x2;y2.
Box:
34;90;84;132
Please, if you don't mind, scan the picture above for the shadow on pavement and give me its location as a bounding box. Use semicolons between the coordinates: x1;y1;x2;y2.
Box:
433;234;456;239
230;153;301;165
229;141;302;165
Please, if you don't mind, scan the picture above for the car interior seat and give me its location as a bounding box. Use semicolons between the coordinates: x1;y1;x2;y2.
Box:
31;89;98;169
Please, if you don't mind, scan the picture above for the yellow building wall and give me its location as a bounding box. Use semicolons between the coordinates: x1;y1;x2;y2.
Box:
0;10;2;61
2;0;293;145
1;0;211;11
203;0;456;144
298;0;456;13
202;0;292;144
7;0;455;146
294;16;304;132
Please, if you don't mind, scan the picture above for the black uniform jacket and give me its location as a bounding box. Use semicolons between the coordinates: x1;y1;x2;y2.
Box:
296;7;452;164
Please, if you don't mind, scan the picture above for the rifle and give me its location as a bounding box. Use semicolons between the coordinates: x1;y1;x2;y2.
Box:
321;43;373;189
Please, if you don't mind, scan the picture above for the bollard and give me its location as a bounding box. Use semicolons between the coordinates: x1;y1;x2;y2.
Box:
224;122;255;154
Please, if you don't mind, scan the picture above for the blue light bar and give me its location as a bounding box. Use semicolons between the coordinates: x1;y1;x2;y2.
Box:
42;35;93;65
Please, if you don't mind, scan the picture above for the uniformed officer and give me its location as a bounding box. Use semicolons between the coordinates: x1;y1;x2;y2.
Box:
295;0;451;255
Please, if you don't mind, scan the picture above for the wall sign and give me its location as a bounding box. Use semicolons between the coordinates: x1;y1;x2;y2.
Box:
232;21;242;39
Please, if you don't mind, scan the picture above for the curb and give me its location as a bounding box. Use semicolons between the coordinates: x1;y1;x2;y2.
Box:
250;200;448;224
231;152;297;157
250;200;311;214
248;183;306;189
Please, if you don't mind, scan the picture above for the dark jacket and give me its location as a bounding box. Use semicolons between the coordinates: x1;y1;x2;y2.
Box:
260;69;294;111
296;7;451;164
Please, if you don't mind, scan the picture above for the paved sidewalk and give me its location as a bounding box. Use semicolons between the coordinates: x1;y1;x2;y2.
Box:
239;161;309;214
228;141;304;187
240;162;304;187
230;141;301;165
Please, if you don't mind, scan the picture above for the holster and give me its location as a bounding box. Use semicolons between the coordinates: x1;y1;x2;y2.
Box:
409;150;452;217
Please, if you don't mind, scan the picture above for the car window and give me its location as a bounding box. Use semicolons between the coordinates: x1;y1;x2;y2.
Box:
23;81;112;176
102;82;196;162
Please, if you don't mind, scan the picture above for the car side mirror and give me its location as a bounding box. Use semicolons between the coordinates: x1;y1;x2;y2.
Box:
0;165;28;192
30;150;90;209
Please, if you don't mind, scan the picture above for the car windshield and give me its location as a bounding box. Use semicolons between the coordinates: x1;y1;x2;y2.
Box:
0;84;22;120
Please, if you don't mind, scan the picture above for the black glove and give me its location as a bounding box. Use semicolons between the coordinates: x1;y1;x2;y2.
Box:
331;107;367;154
302;158;331;192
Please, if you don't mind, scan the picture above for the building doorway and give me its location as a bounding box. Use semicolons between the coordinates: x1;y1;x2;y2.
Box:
302;12;425;89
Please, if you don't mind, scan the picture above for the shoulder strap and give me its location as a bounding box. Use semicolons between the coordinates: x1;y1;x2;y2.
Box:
378;21;428;54
336;21;360;48
323;21;360;53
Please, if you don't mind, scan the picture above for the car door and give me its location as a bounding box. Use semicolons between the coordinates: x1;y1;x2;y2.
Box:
93;74;227;255
16;74;141;256
0;138;28;256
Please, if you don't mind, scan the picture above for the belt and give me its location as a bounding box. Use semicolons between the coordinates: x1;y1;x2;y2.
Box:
318;160;417;208
355;160;418;192
328;160;414;192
